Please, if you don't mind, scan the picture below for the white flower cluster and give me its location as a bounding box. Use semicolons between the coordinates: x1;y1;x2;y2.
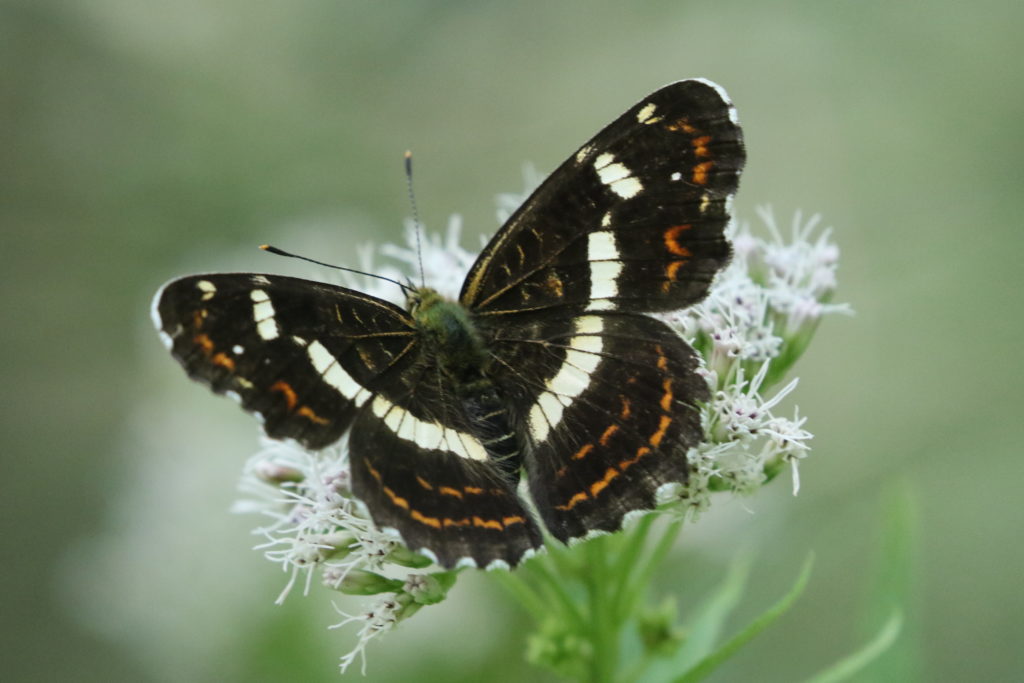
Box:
232;194;847;674
658;207;850;512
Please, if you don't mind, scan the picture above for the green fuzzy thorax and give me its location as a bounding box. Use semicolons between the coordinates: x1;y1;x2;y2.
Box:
409;288;489;375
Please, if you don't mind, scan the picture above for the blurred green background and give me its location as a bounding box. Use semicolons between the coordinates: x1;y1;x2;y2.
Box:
4;1;1021;681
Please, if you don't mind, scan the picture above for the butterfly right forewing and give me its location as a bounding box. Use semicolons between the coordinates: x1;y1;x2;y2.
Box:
153;273;418;449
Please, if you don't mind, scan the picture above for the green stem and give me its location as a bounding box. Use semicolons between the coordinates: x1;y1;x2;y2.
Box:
610;514;657;613
490;571;549;622
616;516;683;622
526;554;587;632
585;536;617;683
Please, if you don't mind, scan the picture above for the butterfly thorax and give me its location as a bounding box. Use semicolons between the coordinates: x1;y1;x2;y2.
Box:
409;287;490;380
409;287;521;479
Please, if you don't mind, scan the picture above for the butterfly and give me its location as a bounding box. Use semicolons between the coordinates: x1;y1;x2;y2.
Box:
152;79;745;569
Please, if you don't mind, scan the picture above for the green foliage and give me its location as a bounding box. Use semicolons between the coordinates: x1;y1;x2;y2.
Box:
497;528;909;683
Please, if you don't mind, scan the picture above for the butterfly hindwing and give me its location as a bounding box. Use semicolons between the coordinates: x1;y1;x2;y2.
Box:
153;274;417;449
349;394;543;568
525;314;705;541
461;79;743;318
486;312;705;542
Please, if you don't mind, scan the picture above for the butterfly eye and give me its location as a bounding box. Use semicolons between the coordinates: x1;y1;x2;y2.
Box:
406;289;423;314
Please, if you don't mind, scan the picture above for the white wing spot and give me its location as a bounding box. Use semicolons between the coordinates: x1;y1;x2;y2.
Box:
671;171;682;181
528;316;604;442
250;289;279;340
587;231;622;304
252;275;271;286
575;144;594;164
588;230;618;261
307;340;369;405
196;280;216;301
372;396;486;461
699;192;713;213
636;102;661;124
232;344;244;355
595;159;643;199
590;261;622;301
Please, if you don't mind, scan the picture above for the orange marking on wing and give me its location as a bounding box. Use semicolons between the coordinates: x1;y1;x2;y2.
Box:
572;443;595;461
464;486;484;495
620;446;650;471
473;516;503;531
655;345;669;371
619;396;632;419
358;347;377;371
649;414;672;448
546;272;565;297
503;515;526;527
555;466;568;479
193;333;214;354
664;224;693;257
692;135;712;157
443;517;470;527
660;377;674;411
383;486;409;510
589;467;620;497
555;491;589;511
192;310;207;329
411;509;441;528
297;405;329;425
364;458;382;482
599;424;619;446
211;352;235;371
270;380;298;410
438;486;463;499
692;161;714;185
416;476;433;490
663;260;688;292
667;117;698;134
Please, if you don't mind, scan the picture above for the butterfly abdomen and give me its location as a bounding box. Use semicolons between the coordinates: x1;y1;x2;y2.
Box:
457;379;523;481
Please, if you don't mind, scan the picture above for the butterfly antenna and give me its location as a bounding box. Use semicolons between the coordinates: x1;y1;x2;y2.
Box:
260;244;413;295
404;150;426;289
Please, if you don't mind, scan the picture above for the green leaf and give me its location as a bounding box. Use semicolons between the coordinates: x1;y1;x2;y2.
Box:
802;611;903;683
672;553;815;683
635;551;752;683
859;482;921;680
675;551;752;667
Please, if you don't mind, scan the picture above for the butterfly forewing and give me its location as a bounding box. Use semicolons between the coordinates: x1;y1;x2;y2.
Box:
154;274;416;449
461;79;743;318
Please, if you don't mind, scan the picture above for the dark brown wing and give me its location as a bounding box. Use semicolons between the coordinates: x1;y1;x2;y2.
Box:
461;79;744;319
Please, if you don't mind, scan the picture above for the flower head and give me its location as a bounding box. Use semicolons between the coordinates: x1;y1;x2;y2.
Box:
232;195;847;673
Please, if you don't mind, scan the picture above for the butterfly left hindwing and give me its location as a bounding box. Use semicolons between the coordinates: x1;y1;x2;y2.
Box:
153;78;745;570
